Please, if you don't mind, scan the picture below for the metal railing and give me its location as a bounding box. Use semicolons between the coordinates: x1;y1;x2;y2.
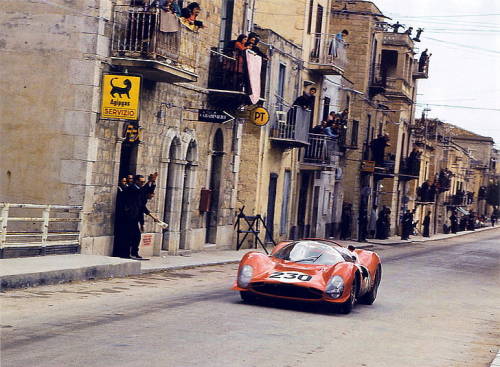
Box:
399;157;421;178
207;49;267;96
0;203;82;253
269;106;311;145
370;63;387;88
310;33;348;70
303;134;339;165
111;6;198;71
413;60;429;78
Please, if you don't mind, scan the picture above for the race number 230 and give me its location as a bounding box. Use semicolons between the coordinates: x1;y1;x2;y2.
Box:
268;271;312;282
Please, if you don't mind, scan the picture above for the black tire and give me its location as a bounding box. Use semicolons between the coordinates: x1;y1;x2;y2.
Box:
359;265;382;305
337;277;358;314
240;291;257;303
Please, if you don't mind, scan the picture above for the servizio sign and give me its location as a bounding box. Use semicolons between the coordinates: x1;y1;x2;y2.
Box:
101;74;141;120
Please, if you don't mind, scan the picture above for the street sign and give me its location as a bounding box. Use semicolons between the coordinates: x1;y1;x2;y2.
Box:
249;106;270;126
101;74;141;120
198;109;234;124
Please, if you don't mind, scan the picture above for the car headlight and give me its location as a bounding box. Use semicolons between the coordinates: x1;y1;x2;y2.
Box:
237;265;254;288
325;275;344;299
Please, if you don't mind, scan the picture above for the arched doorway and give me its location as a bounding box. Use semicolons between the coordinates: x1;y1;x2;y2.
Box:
205;129;224;244
162;137;181;250
179;140;197;250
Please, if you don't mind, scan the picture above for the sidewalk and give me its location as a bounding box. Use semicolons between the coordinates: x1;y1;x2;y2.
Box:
1;226;498;290
366;224;500;245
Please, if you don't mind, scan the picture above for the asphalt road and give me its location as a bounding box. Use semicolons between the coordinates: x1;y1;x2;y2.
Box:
1;229;499;367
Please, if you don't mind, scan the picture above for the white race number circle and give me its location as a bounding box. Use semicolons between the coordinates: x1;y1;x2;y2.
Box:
267;271;312;283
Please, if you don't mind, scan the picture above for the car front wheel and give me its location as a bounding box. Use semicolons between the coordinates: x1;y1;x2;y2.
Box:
337;278;357;314
359;265;382;305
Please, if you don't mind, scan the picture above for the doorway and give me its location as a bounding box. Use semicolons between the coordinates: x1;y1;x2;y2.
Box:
297;171;311;238
162;138;181;250
179;141;197;250
266;173;278;242
205;129;224;244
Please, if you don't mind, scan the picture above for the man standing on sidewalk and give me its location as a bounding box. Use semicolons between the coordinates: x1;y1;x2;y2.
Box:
122;175;147;259
450;211;458;234
423;211;431;237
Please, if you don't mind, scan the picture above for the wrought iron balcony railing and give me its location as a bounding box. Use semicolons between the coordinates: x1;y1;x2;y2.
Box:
269;106;311;148
110;6;199;81
303;134;340;165
413;59;429;79
399;156;420;180
309;33;347;74
207;49;267;106
368;63;387;97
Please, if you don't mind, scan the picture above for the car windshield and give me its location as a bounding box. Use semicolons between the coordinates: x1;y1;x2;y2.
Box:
273;240;350;265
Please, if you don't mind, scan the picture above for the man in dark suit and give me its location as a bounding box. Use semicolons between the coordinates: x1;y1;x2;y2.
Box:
121;175;148;259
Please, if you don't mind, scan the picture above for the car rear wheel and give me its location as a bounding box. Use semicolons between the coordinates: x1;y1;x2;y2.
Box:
240;291;257;303
337;277;357;314
359;265;382;305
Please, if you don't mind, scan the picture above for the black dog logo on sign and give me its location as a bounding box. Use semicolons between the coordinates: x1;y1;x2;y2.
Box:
110;78;132;98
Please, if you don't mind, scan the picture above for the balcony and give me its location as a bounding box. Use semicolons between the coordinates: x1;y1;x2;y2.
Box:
301;134;341;168
374;156;396;180
269;106;311;148
110;6;199;83
368;63;386;98
413;59;429;79
207;49;267;107
308;33;347;75
382;33;414;48
385;77;413;100
399;156;420;181
446;193;467;206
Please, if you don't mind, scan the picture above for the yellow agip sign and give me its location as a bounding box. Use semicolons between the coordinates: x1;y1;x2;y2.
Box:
101;74;141;120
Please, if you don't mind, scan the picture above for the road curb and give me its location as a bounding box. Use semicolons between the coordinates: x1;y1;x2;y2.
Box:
366;225;499;246
139;244;376;274
140;260;241;274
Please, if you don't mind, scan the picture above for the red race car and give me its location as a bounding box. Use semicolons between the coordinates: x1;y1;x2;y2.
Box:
233;239;382;314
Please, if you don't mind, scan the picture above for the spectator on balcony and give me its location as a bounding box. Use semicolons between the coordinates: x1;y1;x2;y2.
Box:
419;49;430;72
423;211;431;237
311;121;326;134
323;121;338;138
180;2;204;31
404;26;413;36
293;87;316;111
335;29;349;43
155;0;181;33
246;32;268;60
371;134;390;167
340;108;349;122
407;148;421;176
227;34;251;77
327;111;337;124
